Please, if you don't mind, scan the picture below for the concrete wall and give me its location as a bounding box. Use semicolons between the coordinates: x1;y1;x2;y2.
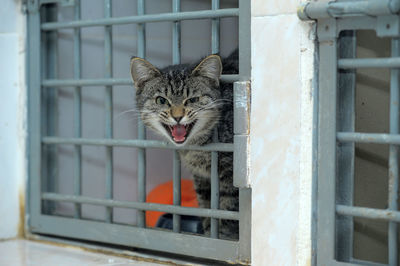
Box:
0;0;27;239
250;1;315;265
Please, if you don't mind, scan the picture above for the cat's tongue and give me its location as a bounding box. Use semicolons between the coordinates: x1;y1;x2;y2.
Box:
171;124;187;142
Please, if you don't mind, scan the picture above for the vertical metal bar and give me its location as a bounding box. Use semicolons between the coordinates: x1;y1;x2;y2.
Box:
388;38;399;266
104;0;113;223
136;0;147;228
73;0;82;219
172;0;181;64
211;0;220;54
28;2;42;226
238;0;251;81
336;31;356;262
210;131;219;238
172;0;182;233
210;0;220;239
173;151;181;232
43;4;59;215
316;20;338;265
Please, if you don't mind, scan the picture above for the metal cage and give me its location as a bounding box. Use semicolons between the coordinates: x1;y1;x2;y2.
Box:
27;0;251;263
299;0;400;265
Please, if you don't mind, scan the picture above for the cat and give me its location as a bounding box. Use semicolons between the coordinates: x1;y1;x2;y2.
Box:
130;51;239;239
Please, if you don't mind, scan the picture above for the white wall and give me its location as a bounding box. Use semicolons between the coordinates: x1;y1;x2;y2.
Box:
250;0;315;265
0;0;27;239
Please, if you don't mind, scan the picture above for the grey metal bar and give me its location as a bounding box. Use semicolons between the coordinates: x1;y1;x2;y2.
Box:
298;0;393;21
337;205;400;223
210;0;220;239
41;9;239;30
316;29;338;264
388;38;399;266
339;57;400;69
136;0;146;228
42;75;239;87
210;131;219;238
173;150;181;233
27;1;42;225
31;215;241;262
41;4;59;215
336;30;356;262
41;193;240;220
42;137;234;152
73;0;82;219
211;0;220;54
338;132;400;145
104;0;113;224
172;0;182;233
238;0;251;81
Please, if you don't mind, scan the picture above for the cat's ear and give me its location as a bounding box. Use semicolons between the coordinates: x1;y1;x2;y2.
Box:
191;55;222;85
130;57;161;89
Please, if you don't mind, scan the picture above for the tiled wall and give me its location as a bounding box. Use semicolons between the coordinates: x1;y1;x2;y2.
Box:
250;1;315;265
0;0;26;239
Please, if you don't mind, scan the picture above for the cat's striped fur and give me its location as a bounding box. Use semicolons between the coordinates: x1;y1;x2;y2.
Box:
130;51;238;239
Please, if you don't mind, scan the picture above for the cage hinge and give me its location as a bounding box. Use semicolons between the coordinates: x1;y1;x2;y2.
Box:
233;81;251;189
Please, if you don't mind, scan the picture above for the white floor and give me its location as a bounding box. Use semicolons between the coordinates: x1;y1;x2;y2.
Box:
0;239;163;266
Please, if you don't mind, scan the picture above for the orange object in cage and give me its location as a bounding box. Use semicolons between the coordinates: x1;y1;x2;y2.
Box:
145;179;199;227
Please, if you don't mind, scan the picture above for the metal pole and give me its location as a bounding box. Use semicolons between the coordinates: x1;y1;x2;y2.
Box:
73;0;82;219
388;38;399;266
104;0;113;223
210;0;220;239
172;0;182;233
136;0;147;228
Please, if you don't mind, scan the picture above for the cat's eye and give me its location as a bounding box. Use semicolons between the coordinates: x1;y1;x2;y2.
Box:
187;97;199;104
155;96;168;105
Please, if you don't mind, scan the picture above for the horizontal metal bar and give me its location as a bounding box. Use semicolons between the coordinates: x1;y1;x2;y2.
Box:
41;9;239;30
42;75;239;87
31;215;241;262
349;258;388;266
338;132;400;145
42;193;239;220
339;57;400;69
42;136;234;152
298;0;393;20
337;205;400;222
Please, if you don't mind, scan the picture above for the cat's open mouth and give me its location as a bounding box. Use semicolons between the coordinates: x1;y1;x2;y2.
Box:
162;121;196;144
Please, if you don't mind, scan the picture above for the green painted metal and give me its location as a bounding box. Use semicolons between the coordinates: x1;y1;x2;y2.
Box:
73;0;82;219
104;0;113;224
136;0;146;229
388;38;399;266
316;18;338;265
29;0;251;263
41;9;239;30
336;205;400;223
336;30;356;262
42;75;240;87
305;2;400;265
41;193;239;220
172;0;182;234
42;136;234;152
31;215;241;262
210;0;220;240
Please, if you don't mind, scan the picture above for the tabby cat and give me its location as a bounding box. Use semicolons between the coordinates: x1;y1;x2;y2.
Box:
130;51;238;239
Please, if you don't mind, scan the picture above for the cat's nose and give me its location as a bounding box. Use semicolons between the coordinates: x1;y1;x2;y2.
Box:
171;106;185;123
173;116;183;123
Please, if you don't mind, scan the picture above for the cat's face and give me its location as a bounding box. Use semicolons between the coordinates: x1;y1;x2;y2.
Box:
130;55;222;145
